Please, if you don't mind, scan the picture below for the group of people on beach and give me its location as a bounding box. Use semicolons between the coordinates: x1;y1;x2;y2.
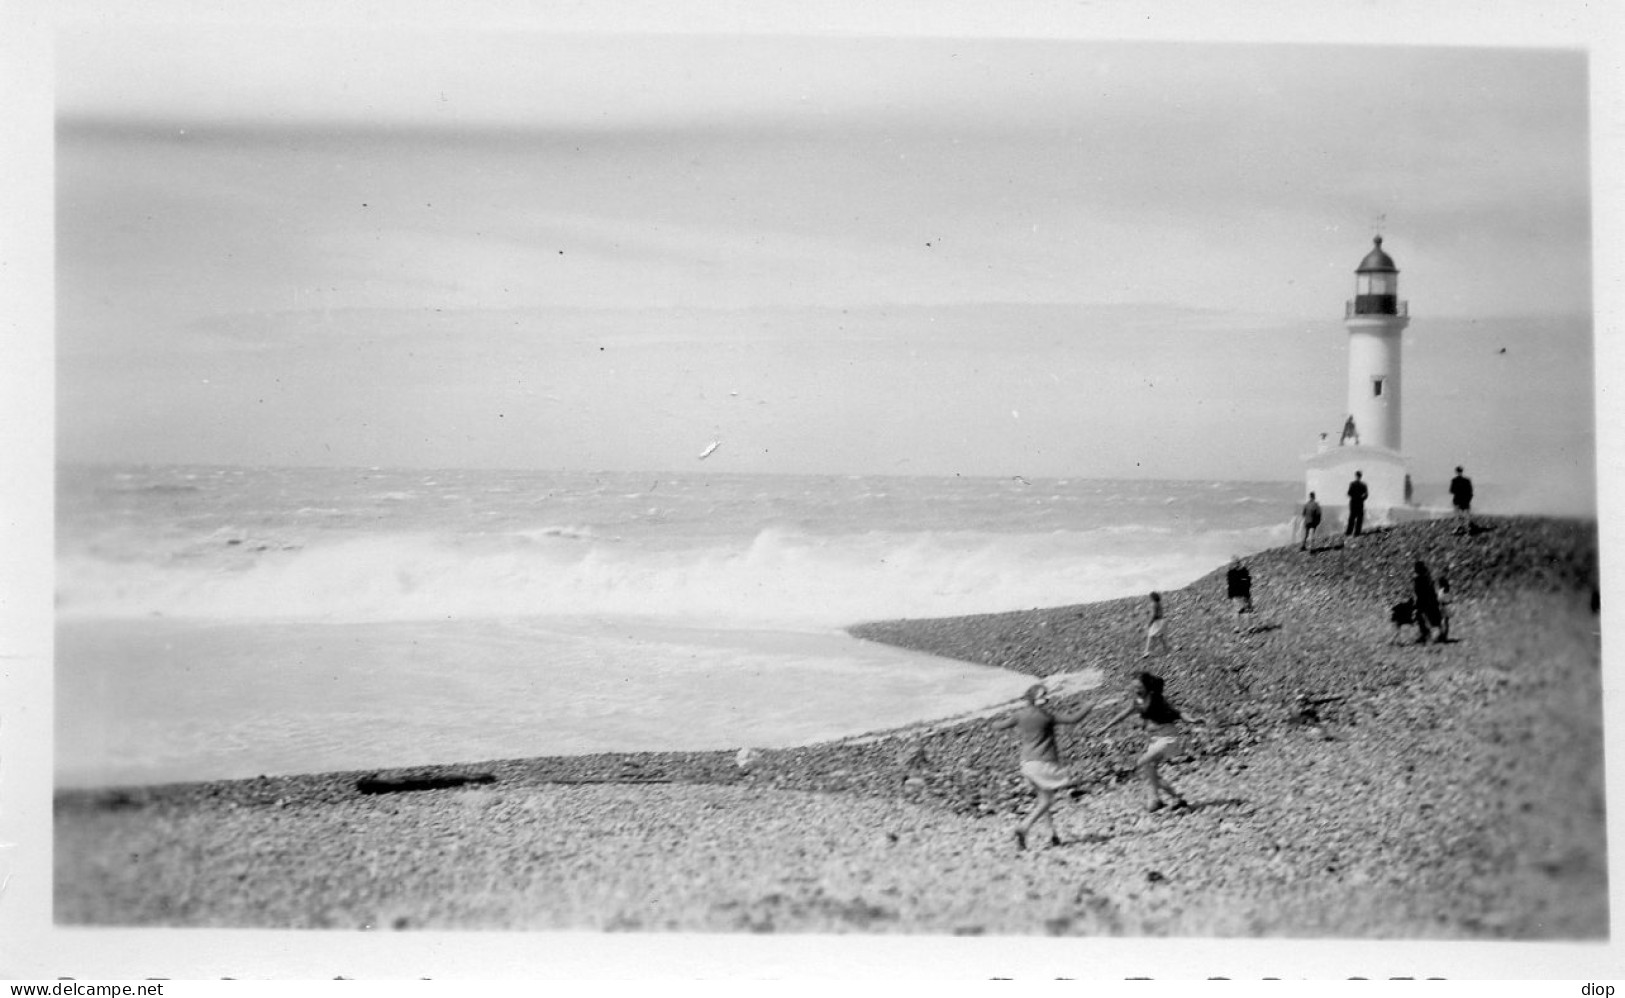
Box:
1392;560;1453;644
1144;560;1254;656
1301;465;1474;551
992;672;1192;850
994;466;1476;850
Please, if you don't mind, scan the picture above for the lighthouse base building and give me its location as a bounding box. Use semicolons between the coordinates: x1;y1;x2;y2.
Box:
1304;444;1413;525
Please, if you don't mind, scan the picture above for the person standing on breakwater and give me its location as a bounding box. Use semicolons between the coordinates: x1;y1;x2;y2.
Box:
1142;591;1170;658
1227;557;1254;630
1413;560;1443;644
991;684;1095;851
1450;466;1474;535
1098;672;1191;813
1346;471;1369;537
1301;492;1323;551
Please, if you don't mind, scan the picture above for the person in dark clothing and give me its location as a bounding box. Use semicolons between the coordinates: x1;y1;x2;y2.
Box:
1226;556;1254;630
1450;466;1474;535
991;684;1095;850
1301;492;1322;550
1345;471;1369;537
1413;560;1442;644
1098;672;1195;813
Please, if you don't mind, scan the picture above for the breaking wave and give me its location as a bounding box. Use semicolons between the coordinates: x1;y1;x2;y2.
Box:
56;521;1291;629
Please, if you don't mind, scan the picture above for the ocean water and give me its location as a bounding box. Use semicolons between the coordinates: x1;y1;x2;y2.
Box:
56;465;1300;787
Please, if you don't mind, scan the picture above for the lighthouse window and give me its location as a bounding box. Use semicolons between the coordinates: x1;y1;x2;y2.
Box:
1373;378;1385;397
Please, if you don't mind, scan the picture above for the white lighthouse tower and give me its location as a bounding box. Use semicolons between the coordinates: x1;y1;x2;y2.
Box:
1305;236;1417;520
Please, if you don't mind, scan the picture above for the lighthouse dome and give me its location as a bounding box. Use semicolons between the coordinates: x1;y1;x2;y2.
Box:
1357;236;1398;273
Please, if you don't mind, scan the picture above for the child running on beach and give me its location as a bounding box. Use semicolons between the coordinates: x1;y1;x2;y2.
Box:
1098;672;1194;813
1437;573;1454;642
1142;591;1169;658
991;684;1095;851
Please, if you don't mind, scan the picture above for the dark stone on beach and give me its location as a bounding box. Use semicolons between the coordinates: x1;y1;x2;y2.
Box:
355;772;498;795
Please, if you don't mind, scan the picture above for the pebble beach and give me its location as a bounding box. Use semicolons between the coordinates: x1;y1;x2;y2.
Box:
54;515;1606;940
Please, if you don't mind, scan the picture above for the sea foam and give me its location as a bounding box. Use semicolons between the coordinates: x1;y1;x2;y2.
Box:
56;521;1290;628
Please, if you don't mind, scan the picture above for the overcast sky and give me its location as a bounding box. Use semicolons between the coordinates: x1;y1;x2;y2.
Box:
42;2;1608;502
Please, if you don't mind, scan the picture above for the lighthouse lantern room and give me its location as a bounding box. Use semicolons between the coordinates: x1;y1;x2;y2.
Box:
1350;238;1403;317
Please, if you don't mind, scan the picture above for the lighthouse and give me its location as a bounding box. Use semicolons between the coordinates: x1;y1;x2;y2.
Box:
1344;236;1410;451
1304;236;1417;520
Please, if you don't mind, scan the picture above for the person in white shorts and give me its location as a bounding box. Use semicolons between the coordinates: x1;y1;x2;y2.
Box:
1142;591;1170;658
991;683;1095;850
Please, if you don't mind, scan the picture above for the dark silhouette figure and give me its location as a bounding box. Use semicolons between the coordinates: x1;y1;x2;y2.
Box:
1301;492;1322;550
1413;561;1442;644
1450;466;1474;535
1226;557;1254;630
1346;471;1369;537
